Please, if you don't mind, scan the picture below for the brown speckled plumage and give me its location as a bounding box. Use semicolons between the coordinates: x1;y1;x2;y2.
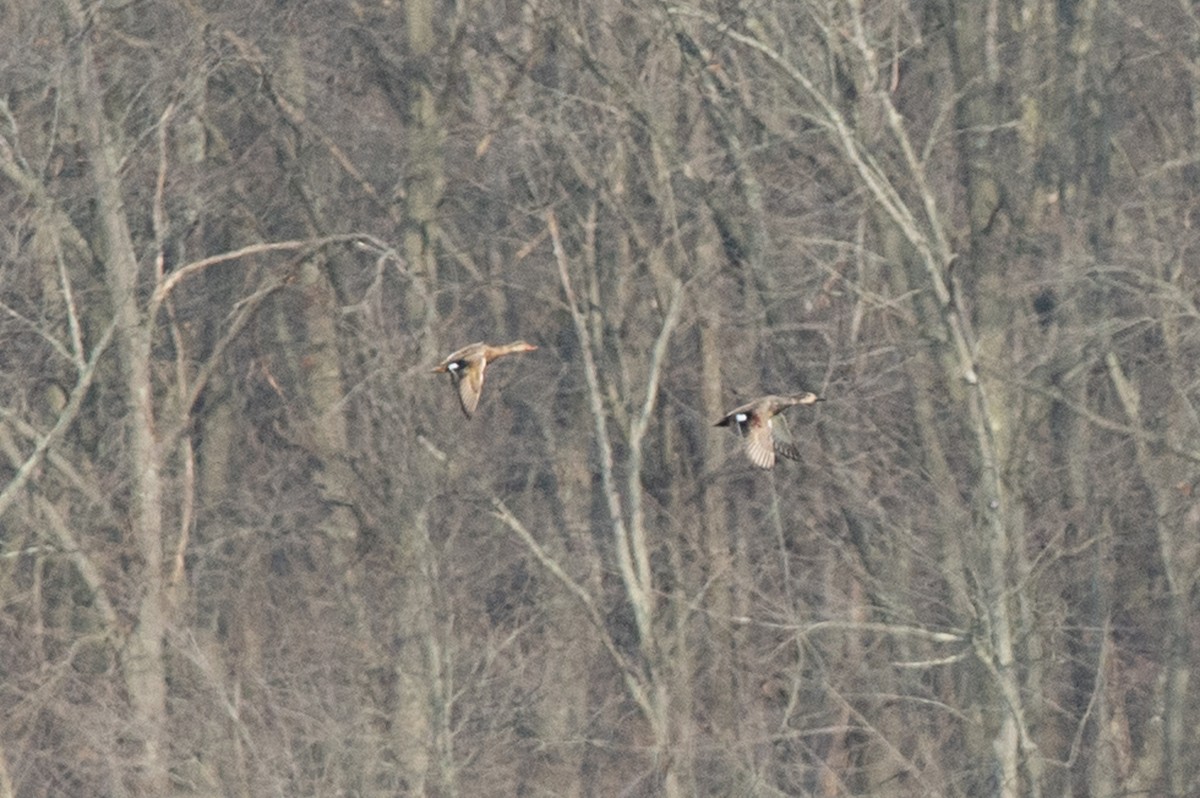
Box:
433;341;538;418
714;392;822;469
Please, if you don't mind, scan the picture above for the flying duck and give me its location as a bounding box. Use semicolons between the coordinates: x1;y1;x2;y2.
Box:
714;391;822;469
433;341;538;418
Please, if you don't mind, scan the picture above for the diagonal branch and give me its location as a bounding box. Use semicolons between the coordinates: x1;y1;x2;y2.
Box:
490;497;654;720
33;493;122;635
1014;372;1200;466
0;315;119;521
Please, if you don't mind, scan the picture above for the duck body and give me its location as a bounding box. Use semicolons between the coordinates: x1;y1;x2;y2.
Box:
714;391;822;469
433;340;538;418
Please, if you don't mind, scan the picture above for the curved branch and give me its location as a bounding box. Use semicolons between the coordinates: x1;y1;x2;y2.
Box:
149;235;362;313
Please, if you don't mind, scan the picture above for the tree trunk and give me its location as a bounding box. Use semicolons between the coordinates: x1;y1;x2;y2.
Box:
65;2;170;792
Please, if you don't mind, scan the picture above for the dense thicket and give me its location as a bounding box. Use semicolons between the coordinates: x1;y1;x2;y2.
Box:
1;0;1198;795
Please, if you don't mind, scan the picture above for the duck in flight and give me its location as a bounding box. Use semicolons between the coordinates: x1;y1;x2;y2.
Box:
433;341;538;418
715;391;822;469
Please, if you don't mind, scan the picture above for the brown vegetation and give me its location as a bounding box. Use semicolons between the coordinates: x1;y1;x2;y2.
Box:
1;0;1198;795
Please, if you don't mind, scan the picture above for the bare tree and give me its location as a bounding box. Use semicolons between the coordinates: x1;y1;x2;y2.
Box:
3;0;1200;795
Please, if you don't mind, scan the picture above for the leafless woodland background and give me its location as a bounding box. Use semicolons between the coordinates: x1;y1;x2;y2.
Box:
1;0;1199;796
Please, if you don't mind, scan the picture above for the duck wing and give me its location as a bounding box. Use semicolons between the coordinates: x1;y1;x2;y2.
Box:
449;359;486;418
769;414;801;463
743;421;778;469
716;405;778;468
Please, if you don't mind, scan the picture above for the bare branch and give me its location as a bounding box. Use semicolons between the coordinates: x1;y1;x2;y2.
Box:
0;122;92;260
1014;372;1200;466
0;316;118;522
546;209;655;642
0;300;75;366
57;240;86;369
156;277;289;454
734;617;966;645
33;493;122;635
626;278;684;595
489;497;654;719
152;102;175;283
149;235;360;312
1;413;114;517
218;26;396;219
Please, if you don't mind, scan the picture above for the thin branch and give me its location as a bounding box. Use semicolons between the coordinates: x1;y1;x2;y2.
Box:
629;280;685;446
0;301;75;366
152;102;174;283
626;279;684;596
0;315;118;521
57;239;85;369
153;274;292;465
1013;371;1200;466
546;209;654;644
489;497;654;719
149;235;360;314
188;279;286;414
668;5;937;274
824;683;939;793
734;617;966;644
219;27;396;219
891;652;971;668
1;412;114;518
0;129;92;260
1056;619;1110;770
34;493;122;635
